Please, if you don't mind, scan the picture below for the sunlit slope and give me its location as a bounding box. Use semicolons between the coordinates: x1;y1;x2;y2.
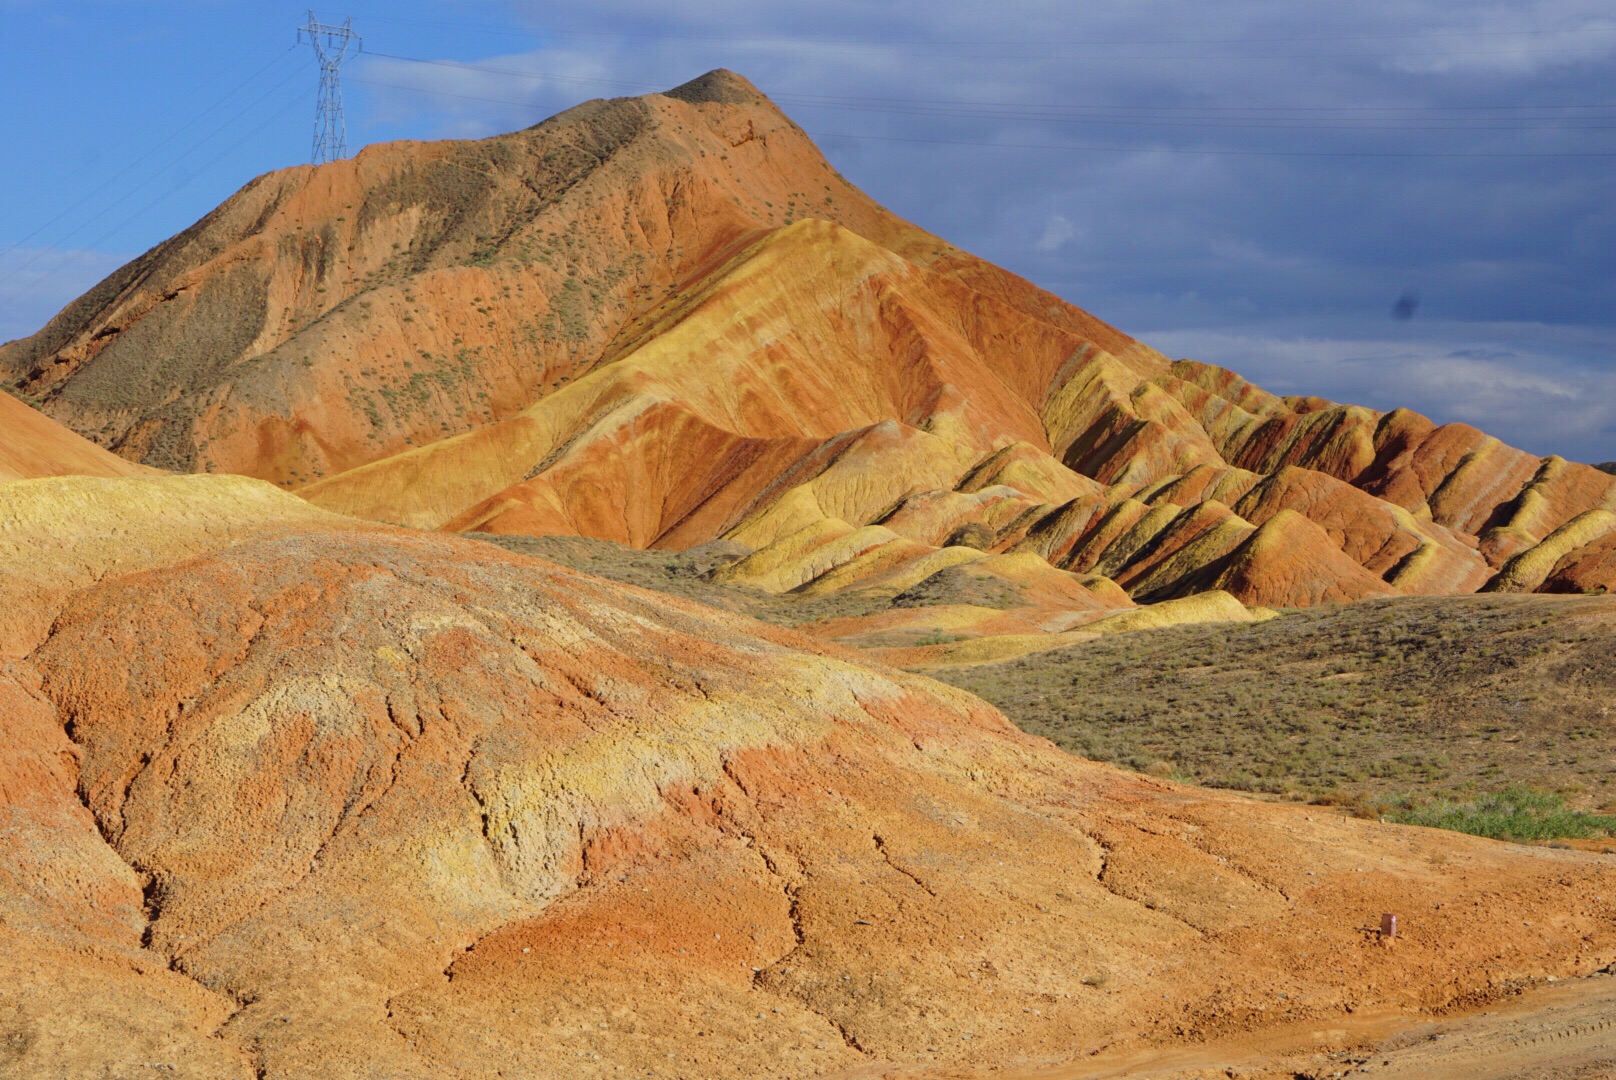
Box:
300;215;1616;610
0;70;1158;486
7;526;1615;1078
0;473;379;656
300;219;1108;537
0;388;158;481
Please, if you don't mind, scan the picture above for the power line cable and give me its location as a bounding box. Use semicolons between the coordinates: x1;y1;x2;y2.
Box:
760;99;1616;131
3;87;312;322
806;128;1616;158
361;52;1616;116
352;10;1616;49
356;29;1616;61
0;44;301;266
0;59;313;295
351;75;1616;133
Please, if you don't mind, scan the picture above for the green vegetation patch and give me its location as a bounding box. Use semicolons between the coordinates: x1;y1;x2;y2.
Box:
1378;787;1616;841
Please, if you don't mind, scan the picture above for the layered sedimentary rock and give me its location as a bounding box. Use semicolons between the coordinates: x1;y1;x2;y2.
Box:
4;512;1614;1079
5;70;1614;633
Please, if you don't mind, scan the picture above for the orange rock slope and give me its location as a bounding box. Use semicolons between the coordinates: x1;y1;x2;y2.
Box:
5;69;1615;623
3;494;1615;1079
0;388;156;482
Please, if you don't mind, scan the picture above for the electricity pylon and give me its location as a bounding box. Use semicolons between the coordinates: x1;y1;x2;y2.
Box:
298;11;361;165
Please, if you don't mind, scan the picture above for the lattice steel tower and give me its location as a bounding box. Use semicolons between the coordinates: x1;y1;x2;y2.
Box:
299;11;361;165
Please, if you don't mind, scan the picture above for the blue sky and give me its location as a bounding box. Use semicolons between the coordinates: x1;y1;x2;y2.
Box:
2;1;1613;462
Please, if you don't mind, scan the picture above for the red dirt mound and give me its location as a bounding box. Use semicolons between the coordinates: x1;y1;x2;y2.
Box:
5;529;1614;1078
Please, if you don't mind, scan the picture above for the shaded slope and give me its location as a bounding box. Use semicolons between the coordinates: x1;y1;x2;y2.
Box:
6;524;1616;1078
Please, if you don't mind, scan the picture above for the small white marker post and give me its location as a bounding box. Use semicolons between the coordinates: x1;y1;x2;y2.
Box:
1380;913;1398;941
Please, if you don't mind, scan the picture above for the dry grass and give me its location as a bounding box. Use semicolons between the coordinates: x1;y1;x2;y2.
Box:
930;594;1616;809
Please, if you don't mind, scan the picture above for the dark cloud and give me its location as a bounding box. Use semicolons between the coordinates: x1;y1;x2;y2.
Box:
11;2;1609;461
359;0;1608;459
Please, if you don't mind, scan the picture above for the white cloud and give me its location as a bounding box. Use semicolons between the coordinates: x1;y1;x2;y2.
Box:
1140;322;1616;462
1034;214;1076;252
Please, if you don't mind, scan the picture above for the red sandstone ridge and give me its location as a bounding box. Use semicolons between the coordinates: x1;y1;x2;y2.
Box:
4;70;1614;618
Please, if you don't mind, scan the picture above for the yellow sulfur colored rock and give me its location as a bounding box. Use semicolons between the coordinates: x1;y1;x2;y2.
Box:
1491;509;1616;593
1083;590;1260;635
0;474;374;655
716;522;902;593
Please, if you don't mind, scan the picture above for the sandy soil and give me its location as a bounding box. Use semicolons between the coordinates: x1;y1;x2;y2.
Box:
1018;966;1616;1079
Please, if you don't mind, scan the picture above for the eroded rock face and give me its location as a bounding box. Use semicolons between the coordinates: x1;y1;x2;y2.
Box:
7;529;1616;1078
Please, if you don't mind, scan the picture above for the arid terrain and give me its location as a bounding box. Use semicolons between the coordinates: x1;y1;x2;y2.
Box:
1;69;1614;1079
934;594;1616;804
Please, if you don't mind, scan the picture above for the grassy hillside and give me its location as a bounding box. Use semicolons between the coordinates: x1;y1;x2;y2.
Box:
930;594;1616;811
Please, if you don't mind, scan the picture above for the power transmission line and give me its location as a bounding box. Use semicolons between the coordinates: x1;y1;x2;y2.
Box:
352;10;1616;50
350;75;1616;133
300;12;362;164
0;61;313;298
3;89;311;324
357;30;1616;62
361;52;1616;117
805;129;1616;159
0;45;301;268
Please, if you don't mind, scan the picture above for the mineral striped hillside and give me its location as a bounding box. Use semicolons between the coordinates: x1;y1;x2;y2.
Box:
5;72;1612;650
3;69;1616;1080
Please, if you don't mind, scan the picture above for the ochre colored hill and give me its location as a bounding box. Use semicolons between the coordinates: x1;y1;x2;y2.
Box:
5;69;1615;639
0;473;378;656
0;70;1153;486
5;515;1614;1078
0;388;157;482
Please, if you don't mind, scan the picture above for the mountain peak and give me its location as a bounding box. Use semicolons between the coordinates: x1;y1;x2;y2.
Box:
662;68;767;106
